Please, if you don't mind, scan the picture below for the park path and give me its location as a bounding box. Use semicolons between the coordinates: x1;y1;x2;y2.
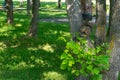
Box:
39;16;109;25
0;7;109;24
40;18;68;23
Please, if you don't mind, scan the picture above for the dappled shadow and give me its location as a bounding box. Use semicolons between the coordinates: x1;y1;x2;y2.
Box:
40;2;66;10
0;23;72;79
0;8;74;80
40;9;67;18
0;1;75;79
0;29;72;79
39;2;67;18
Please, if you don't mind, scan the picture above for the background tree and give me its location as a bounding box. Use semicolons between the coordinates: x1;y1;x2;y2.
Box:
5;0;13;24
27;0;32;15
20;0;23;7
107;0;113;36
106;0;120;80
94;0;106;46
28;0;39;37
58;0;61;8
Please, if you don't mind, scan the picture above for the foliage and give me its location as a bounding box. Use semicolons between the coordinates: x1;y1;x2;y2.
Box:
60;37;110;80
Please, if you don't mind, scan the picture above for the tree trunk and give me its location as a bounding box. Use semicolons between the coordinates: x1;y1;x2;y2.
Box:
106;0;120;80
28;0;39;37
58;0;61;8
94;0;106;46
5;0;13;24
66;0;83;40
107;0;113;37
39;0;41;7
20;0;23;7
66;0;93;79
27;0;31;15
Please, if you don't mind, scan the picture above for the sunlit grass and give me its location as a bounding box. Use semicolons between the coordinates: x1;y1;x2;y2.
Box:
42;71;66;80
40;10;67;18
0;22;72;79
0;7;73;80
40;2;67;18
0;1;75;80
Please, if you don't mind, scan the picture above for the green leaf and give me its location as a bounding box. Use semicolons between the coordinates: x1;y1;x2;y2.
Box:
73;49;79;54
60;64;67;70
68;60;75;67
87;65;93;71
71;69;76;74
66;41;75;49
92;68;100;75
61;60;68;65
61;53;67;59
75;70;80;76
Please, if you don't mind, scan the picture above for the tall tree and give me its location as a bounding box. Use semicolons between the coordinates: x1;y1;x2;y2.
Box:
95;0;106;46
106;0;120;80
66;0;92;79
5;0;13;24
66;0;82;40
28;0;39;37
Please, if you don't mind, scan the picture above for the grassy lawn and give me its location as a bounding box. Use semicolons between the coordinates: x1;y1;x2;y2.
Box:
0;1;67;18
40;2;67;18
0;1;76;80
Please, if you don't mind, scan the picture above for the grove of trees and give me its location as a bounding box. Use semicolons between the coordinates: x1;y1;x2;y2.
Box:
1;0;120;80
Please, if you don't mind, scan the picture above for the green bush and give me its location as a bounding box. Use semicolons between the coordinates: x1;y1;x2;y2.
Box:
60;37;110;80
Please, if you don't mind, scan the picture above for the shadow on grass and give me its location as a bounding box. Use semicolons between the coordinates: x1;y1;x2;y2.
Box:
40;2;66;10
0;10;74;80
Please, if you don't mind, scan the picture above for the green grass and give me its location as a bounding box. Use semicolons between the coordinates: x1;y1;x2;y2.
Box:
0;2;75;80
40;9;67;18
0;1;67;18
0;13;74;80
40;2;67;18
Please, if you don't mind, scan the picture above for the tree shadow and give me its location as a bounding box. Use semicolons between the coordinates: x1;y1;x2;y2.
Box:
0;9;74;80
0;0;75;78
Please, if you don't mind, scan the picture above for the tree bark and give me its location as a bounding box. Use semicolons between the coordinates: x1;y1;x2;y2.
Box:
94;0;106;46
106;0;120;80
5;0;13;24
66;0;83;40
28;0;39;37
